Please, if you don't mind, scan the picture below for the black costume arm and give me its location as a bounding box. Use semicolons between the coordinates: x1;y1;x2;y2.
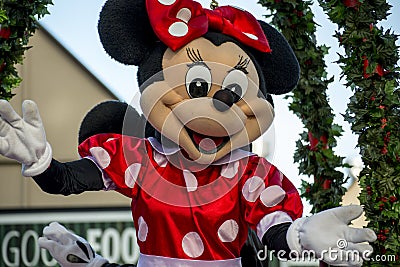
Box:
262;222;292;259
32;158;104;195
240;223;292;267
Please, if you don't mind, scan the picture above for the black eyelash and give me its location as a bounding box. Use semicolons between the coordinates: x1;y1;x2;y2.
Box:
234;55;250;74
186;48;204;63
186;48;211;69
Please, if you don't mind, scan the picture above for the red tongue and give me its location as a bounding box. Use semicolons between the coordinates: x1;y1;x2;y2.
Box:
192;132;225;151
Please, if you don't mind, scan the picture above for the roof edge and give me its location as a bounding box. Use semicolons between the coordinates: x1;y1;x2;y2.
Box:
37;23;121;100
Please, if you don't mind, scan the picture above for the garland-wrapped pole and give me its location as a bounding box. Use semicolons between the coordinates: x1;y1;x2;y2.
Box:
318;0;400;265
257;2;348;265
258;0;347;214
0;0;53;100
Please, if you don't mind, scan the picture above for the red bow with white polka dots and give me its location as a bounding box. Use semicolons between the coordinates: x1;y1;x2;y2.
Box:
146;0;272;52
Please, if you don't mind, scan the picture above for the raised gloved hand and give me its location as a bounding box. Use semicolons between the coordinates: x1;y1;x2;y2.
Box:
287;205;377;267
38;222;109;267
0;100;52;176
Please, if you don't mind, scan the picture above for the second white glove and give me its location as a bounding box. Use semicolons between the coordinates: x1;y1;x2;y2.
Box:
286;205;377;267
38;222;109;267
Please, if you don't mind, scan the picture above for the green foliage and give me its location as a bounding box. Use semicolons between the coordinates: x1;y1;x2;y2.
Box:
258;0;347;213
0;0;52;100
319;0;400;264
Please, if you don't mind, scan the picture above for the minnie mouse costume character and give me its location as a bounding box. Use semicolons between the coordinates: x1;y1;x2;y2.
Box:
0;0;376;266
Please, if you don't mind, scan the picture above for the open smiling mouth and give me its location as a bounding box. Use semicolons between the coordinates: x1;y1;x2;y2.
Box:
185;127;230;154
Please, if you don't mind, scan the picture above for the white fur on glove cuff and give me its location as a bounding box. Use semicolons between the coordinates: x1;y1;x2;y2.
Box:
286;205;377;267
0;100;52;176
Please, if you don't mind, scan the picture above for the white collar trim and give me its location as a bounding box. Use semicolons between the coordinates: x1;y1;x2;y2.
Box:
148;137;181;155
147;137;255;165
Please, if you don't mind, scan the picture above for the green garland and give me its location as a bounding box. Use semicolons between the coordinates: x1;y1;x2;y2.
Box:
258;0;347;213
0;0;52;100
318;0;400;264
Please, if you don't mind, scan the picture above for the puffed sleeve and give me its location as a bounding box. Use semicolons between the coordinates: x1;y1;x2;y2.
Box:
239;156;303;240
78;133;151;199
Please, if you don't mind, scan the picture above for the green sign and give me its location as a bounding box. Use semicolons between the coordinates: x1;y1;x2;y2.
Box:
0;209;139;267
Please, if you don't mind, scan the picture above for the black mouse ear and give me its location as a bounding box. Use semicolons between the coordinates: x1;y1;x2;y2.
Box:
98;0;158;65
78;101;146;144
257;20;300;95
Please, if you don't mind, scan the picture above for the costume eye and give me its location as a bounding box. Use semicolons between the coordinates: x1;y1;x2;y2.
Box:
222;69;248;102
185;64;212;98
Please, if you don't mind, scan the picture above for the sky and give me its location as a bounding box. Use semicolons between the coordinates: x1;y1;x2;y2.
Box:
38;0;400;212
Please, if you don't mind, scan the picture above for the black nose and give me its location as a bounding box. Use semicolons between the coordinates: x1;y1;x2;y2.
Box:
212;90;234;112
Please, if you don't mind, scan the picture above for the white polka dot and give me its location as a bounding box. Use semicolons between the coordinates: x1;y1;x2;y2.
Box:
243;32;258;40
183;170;198;192
242;176;265;202
137;216;148;242
158;0;176;5
218;220;239;242
89;147;111;169
106;138;118;142
169;22;189;37
153;150;167;167
125;163;141;188
221;161;239;179
260;185;286;207
176;8;192;23
182;232;204;258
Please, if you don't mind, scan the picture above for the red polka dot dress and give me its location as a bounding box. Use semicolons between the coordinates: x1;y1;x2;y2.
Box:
79;134;303;267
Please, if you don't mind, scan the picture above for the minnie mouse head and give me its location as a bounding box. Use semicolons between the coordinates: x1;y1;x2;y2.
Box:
98;0;299;164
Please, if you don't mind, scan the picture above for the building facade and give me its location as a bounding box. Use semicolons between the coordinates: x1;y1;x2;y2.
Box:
0;28;130;209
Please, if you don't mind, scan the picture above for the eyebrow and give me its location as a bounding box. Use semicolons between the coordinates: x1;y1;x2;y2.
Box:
232;55;250;74
186;48;210;69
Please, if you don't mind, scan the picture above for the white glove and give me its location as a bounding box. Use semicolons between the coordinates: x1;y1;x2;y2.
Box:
287;205;377;267
38;222;109;267
0;99;52;176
